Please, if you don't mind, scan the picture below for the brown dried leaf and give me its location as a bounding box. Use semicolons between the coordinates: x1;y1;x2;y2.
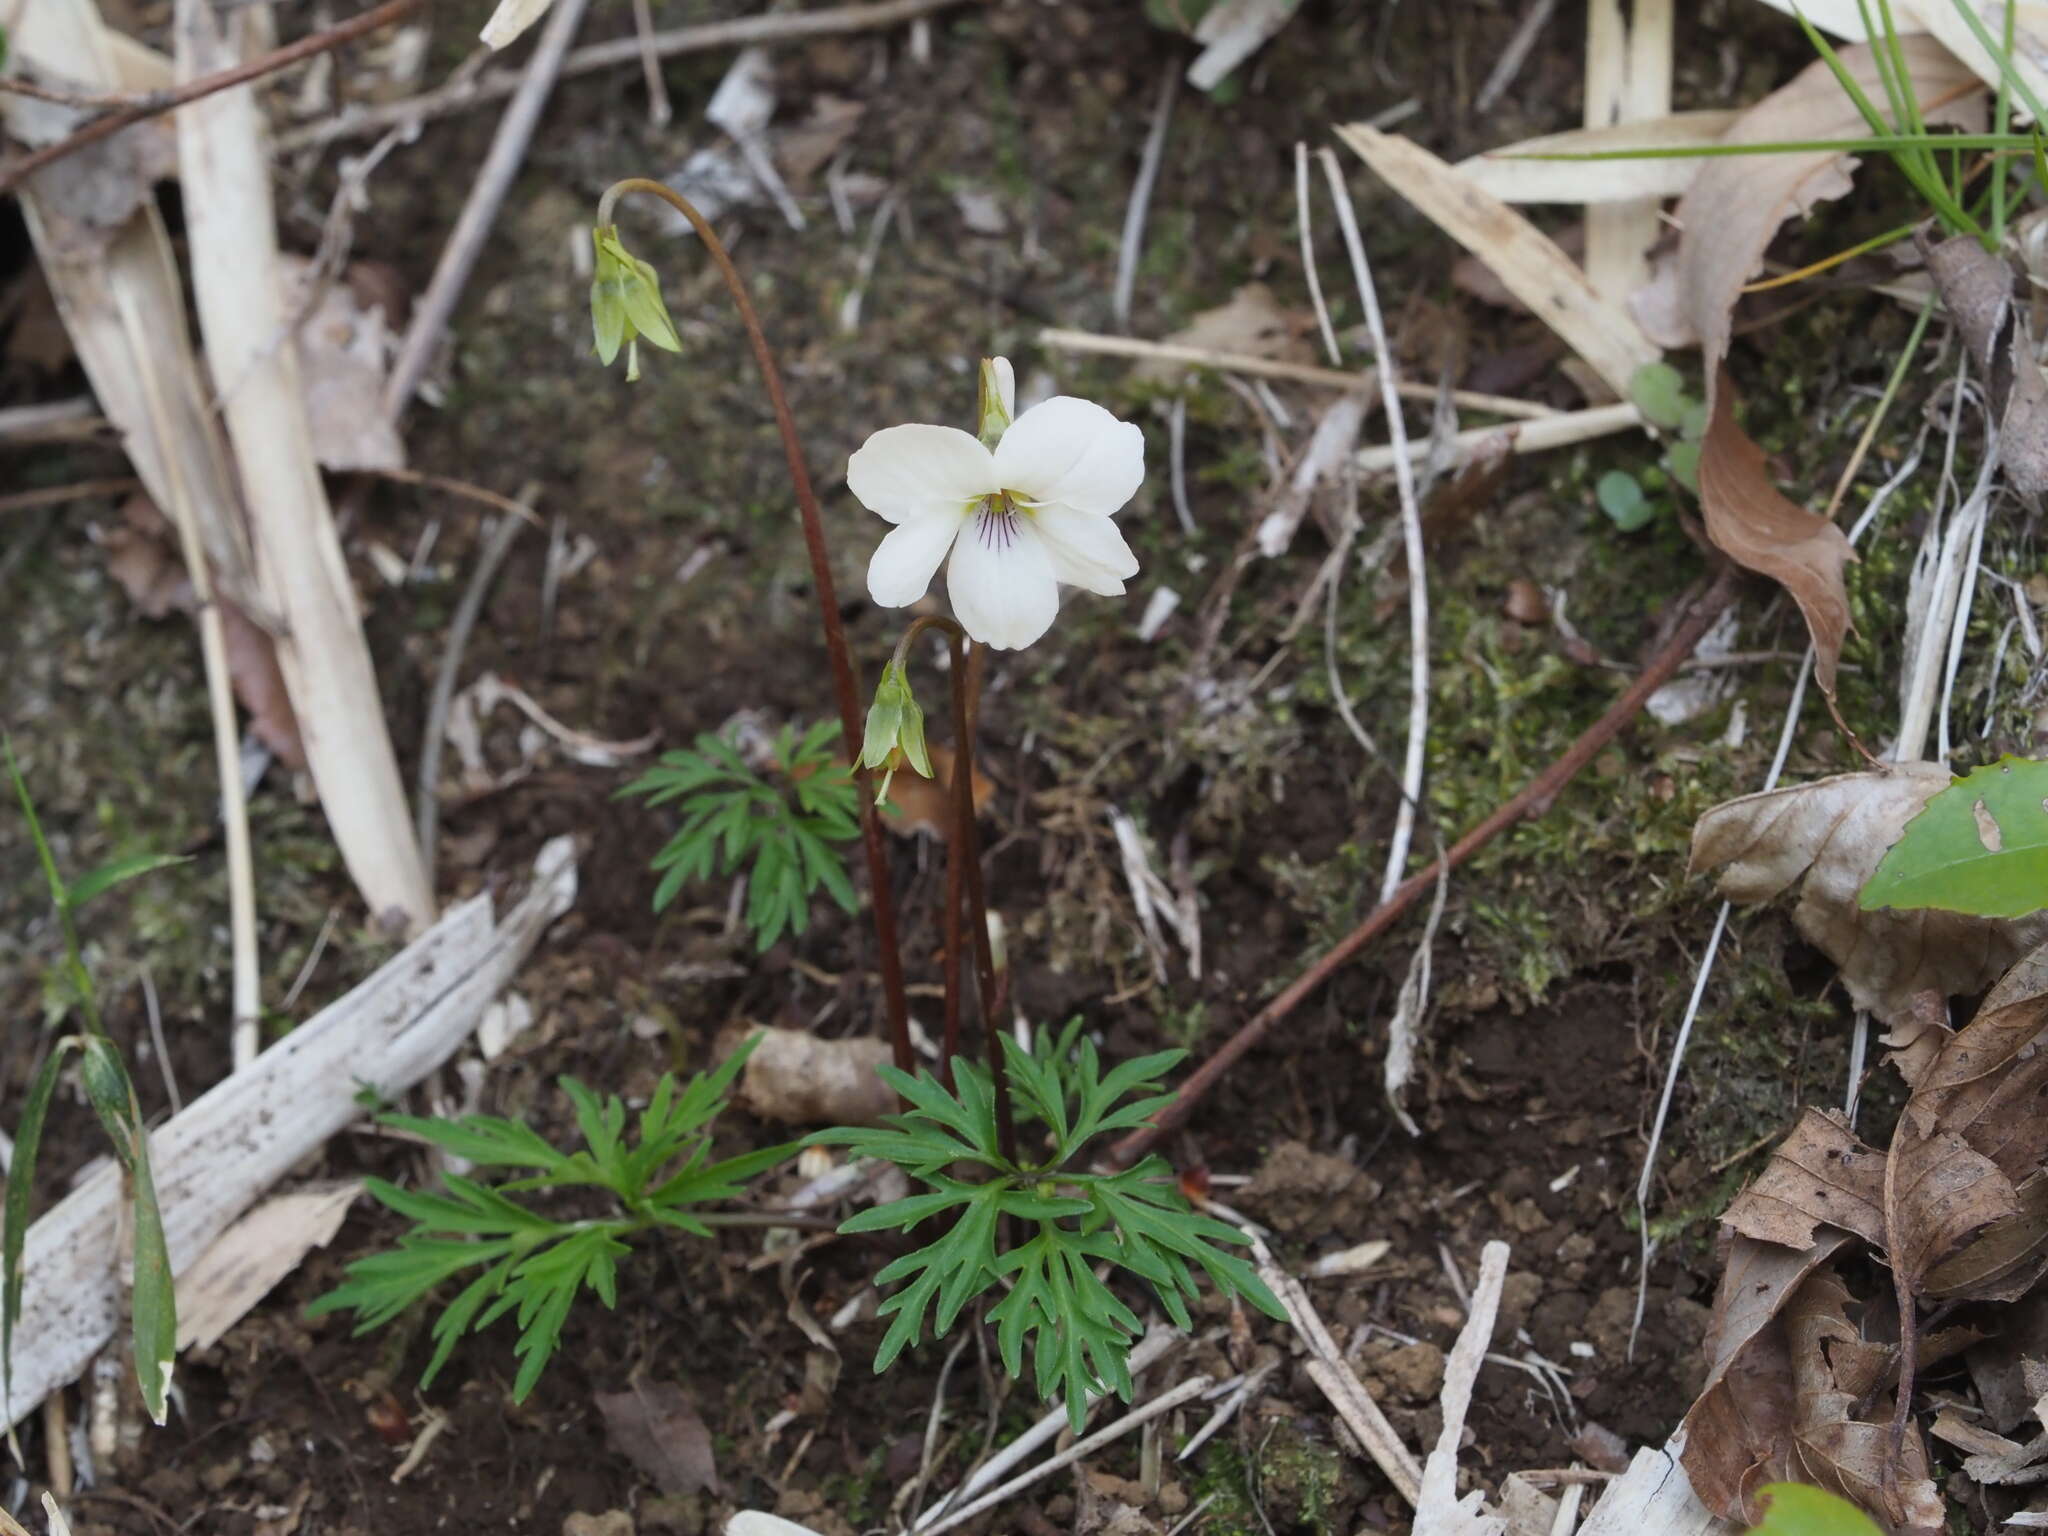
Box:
880;743;993;841
1924;1168;2048;1302
1680;1230;1848;1517
594;1381;719;1496
1882;990;1953;1091
731;1025;896;1127
1690;763;2048;1025
1920;233;2048;499
1634;37;1982;359
1722;1107;1887;1251
1632;38;1983;694
95;495;307;767
1697;380;1854;696
1782;1270;1944;1535
1136;283;1313;383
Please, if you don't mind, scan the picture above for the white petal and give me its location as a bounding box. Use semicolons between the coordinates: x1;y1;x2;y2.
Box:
1031;503;1139;596
989;356;1015;420
993;396;1145;517
947;511;1059;650
847;424;997;525
867;512;962;607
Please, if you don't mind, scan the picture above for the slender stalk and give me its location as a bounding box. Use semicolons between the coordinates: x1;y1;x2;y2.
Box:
889;616;1015;1161
598;177;913;1074
948;638;1015;1165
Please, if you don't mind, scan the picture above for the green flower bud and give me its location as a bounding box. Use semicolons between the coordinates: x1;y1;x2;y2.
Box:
976;356;1015;448
859;660;932;803
590;225;683;382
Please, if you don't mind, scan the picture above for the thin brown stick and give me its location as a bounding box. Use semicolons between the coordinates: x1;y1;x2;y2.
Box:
1106;563;1742;1169
0;0;424;195
363;466;544;526
0;478;140;515
276;0;972;152
597;177;914;1076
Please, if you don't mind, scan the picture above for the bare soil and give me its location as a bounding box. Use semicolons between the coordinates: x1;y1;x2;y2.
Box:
0;2;1928;1533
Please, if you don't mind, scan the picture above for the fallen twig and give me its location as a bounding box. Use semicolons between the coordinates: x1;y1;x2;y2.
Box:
276;0;973;151
1113;62;1178;331
0;0;424;195
1040;327;1557;419
0;478;140;516
918;1373;1213;1536
1107;563;1742;1167
1248;1228;1424;1506
417;510;528;864
383;0;591;418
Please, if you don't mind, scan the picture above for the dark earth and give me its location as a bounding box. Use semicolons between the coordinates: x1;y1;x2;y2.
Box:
0;0;1975;1532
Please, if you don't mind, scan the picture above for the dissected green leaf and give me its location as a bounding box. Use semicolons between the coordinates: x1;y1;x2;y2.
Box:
1860;756;2048;917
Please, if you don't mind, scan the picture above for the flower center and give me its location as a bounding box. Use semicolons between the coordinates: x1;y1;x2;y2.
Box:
972;495;1027;550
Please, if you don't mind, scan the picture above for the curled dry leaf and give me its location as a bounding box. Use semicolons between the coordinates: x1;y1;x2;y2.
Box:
1632;38;1983;695
1695;378;1853;698
1681;1252;1942;1533
1680;1230;1850;1519
1920;233;2048;499
879;743;993;841
1689;762;2048;1026
728;1025;896;1127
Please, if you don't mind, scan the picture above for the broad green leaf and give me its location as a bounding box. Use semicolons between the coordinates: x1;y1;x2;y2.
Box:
1860;756;2048;917
64;852;189;912
1747;1483;1883;1536
127;1135;177;1423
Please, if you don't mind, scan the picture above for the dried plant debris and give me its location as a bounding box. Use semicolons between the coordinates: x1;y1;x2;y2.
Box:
1633;38;1983;697
1690;762;2048;1025
1681;933;2048;1529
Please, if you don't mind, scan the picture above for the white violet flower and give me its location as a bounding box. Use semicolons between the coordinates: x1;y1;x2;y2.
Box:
849;357;1144;651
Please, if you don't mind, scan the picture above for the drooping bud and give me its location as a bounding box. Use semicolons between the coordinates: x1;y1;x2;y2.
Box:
858;660;933;803
976;356;1015;447
590;226;683;382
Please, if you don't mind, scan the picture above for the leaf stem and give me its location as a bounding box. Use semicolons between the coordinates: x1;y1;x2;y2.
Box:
596;177;914;1077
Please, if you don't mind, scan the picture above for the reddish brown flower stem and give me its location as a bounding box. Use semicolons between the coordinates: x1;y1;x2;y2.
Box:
891;616;1015;1163
598;177;914;1076
1104;563;1742;1171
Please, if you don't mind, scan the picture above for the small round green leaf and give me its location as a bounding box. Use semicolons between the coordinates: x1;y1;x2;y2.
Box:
1860;756;2048;918
1629;361;1691;430
1596;470;1654;531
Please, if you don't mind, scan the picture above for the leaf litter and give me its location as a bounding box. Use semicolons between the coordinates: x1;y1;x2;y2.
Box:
1679;927;2048;1530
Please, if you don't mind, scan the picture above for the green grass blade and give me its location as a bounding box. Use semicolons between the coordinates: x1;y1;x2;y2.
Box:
64;853;189;912
4;1038;79;1418
127;1133;177;1423
1949;0;2048;126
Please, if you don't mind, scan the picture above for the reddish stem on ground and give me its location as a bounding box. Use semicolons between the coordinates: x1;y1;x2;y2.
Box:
598;178;915;1076
1104;563;1743;1170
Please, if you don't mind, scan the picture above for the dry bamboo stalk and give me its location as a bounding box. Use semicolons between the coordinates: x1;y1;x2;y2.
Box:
173;0;434;938
1581;0;1672;307
1334;122;1660;402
